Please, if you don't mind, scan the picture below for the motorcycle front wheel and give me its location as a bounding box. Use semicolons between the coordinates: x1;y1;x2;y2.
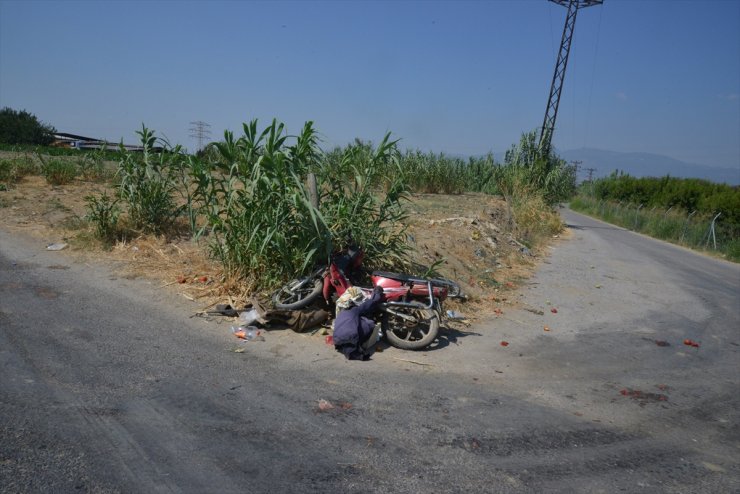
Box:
382;304;439;350
272;276;323;310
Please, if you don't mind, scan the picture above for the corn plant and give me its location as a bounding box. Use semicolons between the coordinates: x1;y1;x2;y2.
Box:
190;119;328;288
315;132;410;270
116;126;184;234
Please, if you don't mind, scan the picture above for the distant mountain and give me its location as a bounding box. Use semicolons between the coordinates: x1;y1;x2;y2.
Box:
557;148;740;185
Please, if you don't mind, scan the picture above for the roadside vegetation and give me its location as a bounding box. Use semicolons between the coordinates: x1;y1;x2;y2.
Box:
571;173;740;261
2;114;574;294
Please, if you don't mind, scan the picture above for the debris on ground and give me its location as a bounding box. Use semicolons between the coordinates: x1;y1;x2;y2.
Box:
392;357;433;367
619;388;669;406
544;325;551;332
500;341;509;347
654;340;670;347
446;310;466;319
232;326;265;341
683;339;701;348
523;307;544;315
207;304;240;317
550;307;558;314
316;399;353;412
317;399;334;411
46;242;68;251
239;308;260;325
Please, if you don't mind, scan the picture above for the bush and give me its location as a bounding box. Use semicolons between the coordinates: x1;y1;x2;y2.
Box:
0;107;56;145
76;146;112;181
39;157;77;185
0;155;39;186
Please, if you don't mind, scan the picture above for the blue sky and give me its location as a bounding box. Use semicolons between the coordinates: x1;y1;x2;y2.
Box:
1;0;738;169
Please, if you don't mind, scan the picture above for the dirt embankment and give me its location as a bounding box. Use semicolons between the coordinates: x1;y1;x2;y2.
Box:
0;175;558;320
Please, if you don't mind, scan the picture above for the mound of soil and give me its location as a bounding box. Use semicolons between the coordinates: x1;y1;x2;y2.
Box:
405;193;543;310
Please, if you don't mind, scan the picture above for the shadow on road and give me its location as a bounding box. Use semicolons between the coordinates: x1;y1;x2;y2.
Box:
566;223;624;232
422;325;482;352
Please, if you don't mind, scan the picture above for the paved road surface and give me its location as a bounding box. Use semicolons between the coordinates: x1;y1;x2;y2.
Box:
1;209;738;493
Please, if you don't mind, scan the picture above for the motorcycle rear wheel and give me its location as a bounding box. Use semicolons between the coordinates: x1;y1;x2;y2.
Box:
382;304;439;350
272;276;323;310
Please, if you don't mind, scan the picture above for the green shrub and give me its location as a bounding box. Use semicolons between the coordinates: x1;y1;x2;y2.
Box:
39;157;77;185
85;192;120;241
0;156;38;185
77;146;112;181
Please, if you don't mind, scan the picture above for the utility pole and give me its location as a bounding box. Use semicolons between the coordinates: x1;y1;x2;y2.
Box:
570;160;582;181
189;121;211;153
585;167;596;182
539;0;604;153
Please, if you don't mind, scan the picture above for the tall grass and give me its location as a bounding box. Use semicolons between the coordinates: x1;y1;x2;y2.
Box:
182;120;410;290
106;121;575;288
323;130;573;248
0;155;38;187
37;155;77;185
314;133;410;269
487;131;574;245
397;151;496;194
571;195;740;262
189;120;326;287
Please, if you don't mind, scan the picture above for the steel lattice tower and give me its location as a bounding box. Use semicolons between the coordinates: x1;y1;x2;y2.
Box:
540;0;603;153
189;121;212;153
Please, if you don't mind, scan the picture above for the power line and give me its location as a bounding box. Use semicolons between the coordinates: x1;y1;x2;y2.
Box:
189;121;211;153
585;167;597;182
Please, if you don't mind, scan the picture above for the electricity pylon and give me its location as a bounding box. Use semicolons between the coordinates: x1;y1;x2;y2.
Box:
189;121;211;153
539;0;603;153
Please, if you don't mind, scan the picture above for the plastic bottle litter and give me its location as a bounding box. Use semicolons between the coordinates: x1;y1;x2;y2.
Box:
446;310;465;320
239;308;260;325
231;325;264;341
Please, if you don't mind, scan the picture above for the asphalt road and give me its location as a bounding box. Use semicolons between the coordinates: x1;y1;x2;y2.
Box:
1;209;738;493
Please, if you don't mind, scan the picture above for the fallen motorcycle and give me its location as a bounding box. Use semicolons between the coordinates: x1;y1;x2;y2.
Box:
272;247;462;350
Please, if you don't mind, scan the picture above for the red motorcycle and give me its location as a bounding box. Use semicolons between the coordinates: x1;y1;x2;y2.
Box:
272;247;462;350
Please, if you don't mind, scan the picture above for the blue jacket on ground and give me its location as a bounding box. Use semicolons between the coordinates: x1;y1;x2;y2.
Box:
333;287;384;360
